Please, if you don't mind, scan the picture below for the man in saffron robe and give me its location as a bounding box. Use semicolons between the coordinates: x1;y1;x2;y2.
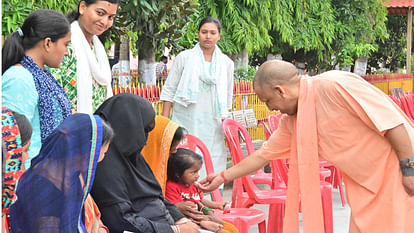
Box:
199;60;414;233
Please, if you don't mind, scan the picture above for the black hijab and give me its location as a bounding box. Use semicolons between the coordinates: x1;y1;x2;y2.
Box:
91;93;161;207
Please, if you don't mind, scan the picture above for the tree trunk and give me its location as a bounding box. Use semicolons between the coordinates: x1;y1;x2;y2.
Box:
229;54;237;62
118;35;130;88
353;56;368;75
138;40;156;85
114;43;120;61
235;47;249;69
406;7;412;74
119;36;129;61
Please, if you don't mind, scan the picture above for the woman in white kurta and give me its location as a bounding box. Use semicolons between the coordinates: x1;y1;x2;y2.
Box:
160;16;234;180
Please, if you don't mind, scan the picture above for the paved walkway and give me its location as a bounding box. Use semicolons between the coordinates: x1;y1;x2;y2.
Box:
218;140;351;233
221;183;350;233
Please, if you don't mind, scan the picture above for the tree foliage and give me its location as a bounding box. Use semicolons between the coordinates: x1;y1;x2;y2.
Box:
116;0;198;58
368;15;410;72
2;0;397;74
179;0;275;55
329;0;388;69
252;0;388;72
2;0;78;36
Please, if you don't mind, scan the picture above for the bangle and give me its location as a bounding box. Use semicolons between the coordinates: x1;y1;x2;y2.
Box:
400;156;414;168
220;170;228;183
201;206;212;215
176;218;190;225
173;225;180;233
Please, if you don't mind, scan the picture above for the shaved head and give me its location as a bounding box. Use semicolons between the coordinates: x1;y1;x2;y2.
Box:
254;60;300;88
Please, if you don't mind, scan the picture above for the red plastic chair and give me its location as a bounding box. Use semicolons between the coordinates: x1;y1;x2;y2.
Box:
268;114;345;208
269;159;334;233
225;119;273;188
407;93;414;115
258;120;272;140
399;95;414;122
222;119;288;233
222;116;276;207
179;134;267;233
389;95;402;108
223;119;335;233
267;114;283;133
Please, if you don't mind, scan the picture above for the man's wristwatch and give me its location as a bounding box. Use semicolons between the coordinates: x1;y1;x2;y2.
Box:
400;156;414;176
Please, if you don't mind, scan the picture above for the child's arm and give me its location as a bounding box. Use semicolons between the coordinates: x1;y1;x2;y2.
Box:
175;201;207;222
200;199;227;210
197;202;224;226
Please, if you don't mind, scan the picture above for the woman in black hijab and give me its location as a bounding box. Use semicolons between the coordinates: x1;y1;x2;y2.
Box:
91;93;199;233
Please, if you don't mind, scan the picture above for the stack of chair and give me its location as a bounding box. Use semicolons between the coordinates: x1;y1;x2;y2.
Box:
179;134;267;233
223;118;334;233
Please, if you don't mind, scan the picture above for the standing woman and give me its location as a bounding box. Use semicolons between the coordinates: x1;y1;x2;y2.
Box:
2;9;72;168
160;16;234;180
51;0;118;114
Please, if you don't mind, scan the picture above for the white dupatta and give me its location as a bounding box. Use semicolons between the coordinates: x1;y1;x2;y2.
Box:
70;21;113;114
173;43;229;119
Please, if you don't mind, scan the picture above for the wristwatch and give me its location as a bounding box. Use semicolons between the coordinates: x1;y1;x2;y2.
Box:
400;156;414;176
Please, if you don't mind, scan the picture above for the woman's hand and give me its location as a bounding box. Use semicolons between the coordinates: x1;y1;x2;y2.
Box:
175;221;200;233
205;214;224;225
175;202;205;221
199;220;224;232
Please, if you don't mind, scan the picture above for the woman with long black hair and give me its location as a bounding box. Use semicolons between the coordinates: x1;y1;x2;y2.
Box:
2;9;72;169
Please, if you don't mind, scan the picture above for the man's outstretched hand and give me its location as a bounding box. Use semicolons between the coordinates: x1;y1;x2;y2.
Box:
197;172;224;192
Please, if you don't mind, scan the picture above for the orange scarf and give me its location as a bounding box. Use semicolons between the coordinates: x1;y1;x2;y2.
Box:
142;116;179;194
283;77;325;233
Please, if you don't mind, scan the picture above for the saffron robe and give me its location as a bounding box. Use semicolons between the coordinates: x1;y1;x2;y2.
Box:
259;71;414;233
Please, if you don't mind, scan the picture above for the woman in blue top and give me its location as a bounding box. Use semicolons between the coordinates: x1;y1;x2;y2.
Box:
2;9;72;168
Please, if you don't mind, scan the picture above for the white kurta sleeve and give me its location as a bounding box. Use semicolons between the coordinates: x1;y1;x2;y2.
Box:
160;51;187;102
226;58;234;109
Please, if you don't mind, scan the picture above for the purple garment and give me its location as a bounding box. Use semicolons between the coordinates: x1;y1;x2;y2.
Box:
9;114;103;233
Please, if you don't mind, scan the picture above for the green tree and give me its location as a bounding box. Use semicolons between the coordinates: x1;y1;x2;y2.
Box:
368;15;409;73
179;0;275;67
117;0;198;84
2;0;78;36
329;0;388;71
252;0;388;73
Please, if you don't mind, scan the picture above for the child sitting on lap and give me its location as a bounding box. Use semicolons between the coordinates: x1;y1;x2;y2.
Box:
166;148;227;233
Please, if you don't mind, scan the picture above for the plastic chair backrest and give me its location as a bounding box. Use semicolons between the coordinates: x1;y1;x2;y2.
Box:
268;114;283;133
222;119;261;197
389;95;402;108
222;119;255;161
400;96;414;121
267;114;288;187
270;159;289;185
178;134;224;202
259;120;272;140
